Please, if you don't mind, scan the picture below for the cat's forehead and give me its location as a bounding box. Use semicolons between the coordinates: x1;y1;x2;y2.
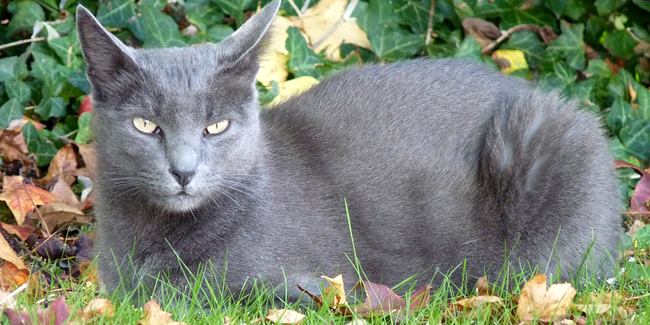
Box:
133;45;225;90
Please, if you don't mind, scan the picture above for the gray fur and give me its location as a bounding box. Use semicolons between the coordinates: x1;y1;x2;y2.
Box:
76;0;621;301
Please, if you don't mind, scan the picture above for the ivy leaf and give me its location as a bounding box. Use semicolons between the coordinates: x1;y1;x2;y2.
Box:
620;120;650;164
369;28;423;62
0;99;24;130
454;35;483;62
393;0;440;35
75;112;94;144
603;29;638;60
634;85;650;120
595;0;627;15
5;79;32;104
475;0;556;29
562;0;588;20
632;0;650;11
543;0;568;16
184;0;224;33
505;30;545;68
607;98;635;134
140;6;186;48
0;57;27;82
547;21;586;71
286;27;322;78
35;97;67;119
22;122;58;167
96;0;137;29
357;0;394;35
7;1;45;36
213;0;255;27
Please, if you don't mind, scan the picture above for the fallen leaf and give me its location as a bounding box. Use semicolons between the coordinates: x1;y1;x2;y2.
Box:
322;274;347;305
408;284;431;312
32;202;85;233
454;295;503;310
265;309;305;324
0;233;26;270
517;274;576;324
4;295;69;325
268;76;319;107
627;219;646;237
0;130;33;168
462;18;502;50
75;143;96;180
137;301;188;325
1;222;37;242
34;144;77;186
0;175;57;225
615;160;650;213
0;261;29;290
293;0;371;61
476;276;493;296
491;49;529;74
73;298;114;323
48;179;81;209
257;16;292;86
354;281;406;316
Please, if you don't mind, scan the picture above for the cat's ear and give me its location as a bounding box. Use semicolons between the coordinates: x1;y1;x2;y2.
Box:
76;5;138;99
215;0;281;74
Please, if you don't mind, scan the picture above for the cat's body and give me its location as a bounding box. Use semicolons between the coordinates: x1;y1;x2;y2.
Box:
77;0;621;301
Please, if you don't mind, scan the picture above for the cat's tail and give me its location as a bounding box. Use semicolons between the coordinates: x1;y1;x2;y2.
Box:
478;89;621;281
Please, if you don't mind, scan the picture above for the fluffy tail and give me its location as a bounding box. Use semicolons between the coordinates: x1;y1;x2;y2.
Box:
478;90;620;280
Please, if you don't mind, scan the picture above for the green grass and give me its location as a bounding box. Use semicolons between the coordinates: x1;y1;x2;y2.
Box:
4;253;649;325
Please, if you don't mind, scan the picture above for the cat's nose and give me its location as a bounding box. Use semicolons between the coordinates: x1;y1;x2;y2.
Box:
170;169;195;187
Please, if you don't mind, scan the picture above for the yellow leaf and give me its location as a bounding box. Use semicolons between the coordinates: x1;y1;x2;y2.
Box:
322;274;347;305
268;76;319;107
0;175;57;225
137;301;187;325
0;235;26;270
492;49;528;74
517;274;576;324
266;309;305;324
293;0;370;61
257;16;292;86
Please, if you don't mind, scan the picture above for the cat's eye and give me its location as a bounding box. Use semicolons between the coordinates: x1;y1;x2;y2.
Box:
205;120;230;135
133;117;160;134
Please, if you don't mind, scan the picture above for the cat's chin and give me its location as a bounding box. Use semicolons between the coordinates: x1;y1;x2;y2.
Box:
153;193;206;213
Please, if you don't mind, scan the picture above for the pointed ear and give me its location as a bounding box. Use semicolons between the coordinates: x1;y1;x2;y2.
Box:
76;5;139;100
216;0;281;74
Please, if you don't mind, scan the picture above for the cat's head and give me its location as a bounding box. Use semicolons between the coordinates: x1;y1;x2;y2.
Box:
76;0;280;212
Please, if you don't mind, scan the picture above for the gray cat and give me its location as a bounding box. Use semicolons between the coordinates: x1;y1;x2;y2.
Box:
76;0;621;302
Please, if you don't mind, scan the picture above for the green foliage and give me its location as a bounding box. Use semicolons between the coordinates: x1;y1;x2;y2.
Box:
1;0;649;206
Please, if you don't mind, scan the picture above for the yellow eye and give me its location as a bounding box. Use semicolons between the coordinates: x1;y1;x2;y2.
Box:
133;117;160;134
205;120;229;135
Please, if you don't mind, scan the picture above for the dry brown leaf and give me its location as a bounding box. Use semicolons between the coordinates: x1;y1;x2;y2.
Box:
462;18;502;49
137;301;188;325
517;274;576;324
0;233;26;270
322;274;347;305
292;0;370;61
49;178;81;208
0;175;57;224
0;130;32;168
35;144;78;186
454;295;503;310
266;309;305;324
76;298;114;323
0;223;37;242
0;261;29;290
627;219;646;237
33;202;85;233
75;143;97;180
